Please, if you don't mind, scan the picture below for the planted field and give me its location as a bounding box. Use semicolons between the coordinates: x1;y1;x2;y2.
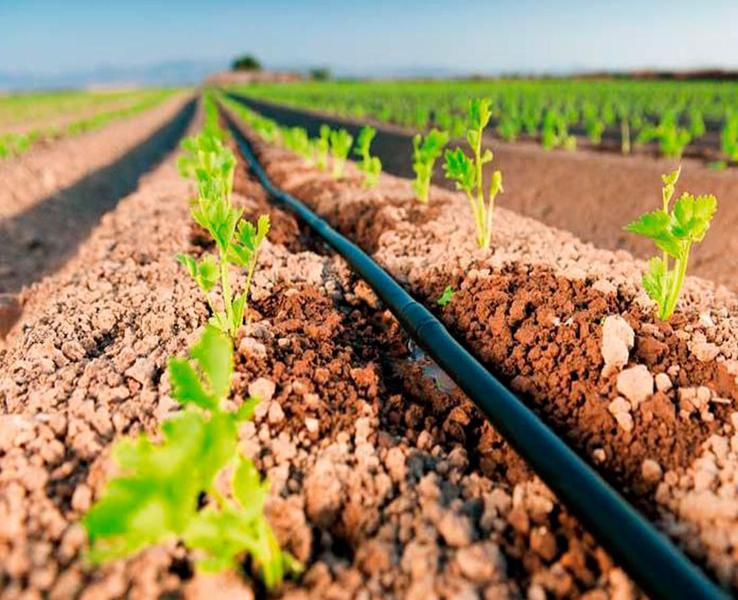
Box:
0;89;177;159
235;80;738;162
1;82;737;600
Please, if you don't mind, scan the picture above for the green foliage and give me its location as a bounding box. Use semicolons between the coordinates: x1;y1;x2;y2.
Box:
232;55;262;71
177;96;270;338
83;326;299;587
583;102;605;145
443;99;503;250
329;128;353;179
230;78;738;161
721;110;738;163
411;128;449;204
282;126;312;162
541;108;576;151
316;125;331;171
625;167;717;320
636;111;691;158
437;286;455;307
309;67;331;81
353;125;382;188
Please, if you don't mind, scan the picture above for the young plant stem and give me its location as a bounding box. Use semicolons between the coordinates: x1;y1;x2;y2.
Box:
664;246;690;319
220;254;234;336
472;133;487;248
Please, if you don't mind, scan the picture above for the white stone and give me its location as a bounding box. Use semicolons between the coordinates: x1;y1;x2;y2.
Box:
616;365;654;407
601;315;634;372
248;377;276;403
655;372;672;392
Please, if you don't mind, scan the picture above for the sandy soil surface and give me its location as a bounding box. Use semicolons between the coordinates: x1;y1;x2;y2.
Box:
0;112;648;599
236;96;738;293
0;95;195;299
233;113;738;594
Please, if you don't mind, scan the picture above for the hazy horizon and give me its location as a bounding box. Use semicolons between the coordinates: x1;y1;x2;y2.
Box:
3;0;738;90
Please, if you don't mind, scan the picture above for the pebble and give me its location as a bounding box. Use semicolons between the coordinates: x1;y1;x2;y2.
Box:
601;315;634;372
641;459;663;483
305;417;319;434
248;377;276;403
654;372;672;392
616;365;654;407
267;401;285;424
691;341;720;362
608;397;633;432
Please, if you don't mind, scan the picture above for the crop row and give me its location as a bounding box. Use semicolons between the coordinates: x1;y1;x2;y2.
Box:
224;92;718;320
0;89;176;159
235;79;738;163
81;92;298;587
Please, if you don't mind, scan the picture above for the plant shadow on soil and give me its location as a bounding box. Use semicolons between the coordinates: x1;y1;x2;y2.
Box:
0;98;197;296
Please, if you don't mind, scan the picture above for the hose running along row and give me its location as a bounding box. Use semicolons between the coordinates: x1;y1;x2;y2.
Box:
220;104;729;600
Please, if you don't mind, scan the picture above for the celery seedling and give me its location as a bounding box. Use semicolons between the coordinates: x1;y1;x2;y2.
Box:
411;128;449;204
443;99;504;250
177;128;270;338
83;326;300;587
720;110;738;165
625;167;717;320
353;125;382;188
329;128;353;179
437;286;455;307
315;125;330;171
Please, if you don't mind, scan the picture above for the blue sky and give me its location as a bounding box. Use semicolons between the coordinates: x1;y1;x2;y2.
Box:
2;0;738;76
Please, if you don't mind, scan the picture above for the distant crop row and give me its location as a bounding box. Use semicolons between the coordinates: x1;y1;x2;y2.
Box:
0;89;176;159
235;79;738;164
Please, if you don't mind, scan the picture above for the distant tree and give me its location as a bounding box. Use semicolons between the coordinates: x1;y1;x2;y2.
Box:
232;55;262;71
309;67;331;81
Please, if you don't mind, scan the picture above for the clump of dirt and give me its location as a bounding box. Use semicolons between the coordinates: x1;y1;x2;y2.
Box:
419;263;735;496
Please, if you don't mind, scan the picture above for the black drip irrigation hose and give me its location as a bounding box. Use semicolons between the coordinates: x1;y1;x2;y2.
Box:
221;107;730;600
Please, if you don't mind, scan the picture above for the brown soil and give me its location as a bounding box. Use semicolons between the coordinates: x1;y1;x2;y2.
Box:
236;95;738;293
230;110;738;592
0;109;642;599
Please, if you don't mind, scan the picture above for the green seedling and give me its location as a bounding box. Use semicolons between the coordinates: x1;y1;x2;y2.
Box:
411;128;449;204
443;99;504;250
625;167;717;320
282;126;316;165
329;128;353;179
688;107;705;138
83;326;300;587
721;110;738;164
437;286;455;307
315;124;330;171
177;125;270;338
541;109;576;151
636;111;691;158
353;125;382;188
583;103;605;145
